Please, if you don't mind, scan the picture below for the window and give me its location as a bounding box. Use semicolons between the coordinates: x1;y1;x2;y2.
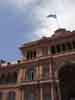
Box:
27;92;34;100
44;95;51;100
27;69;35;80
7;92;16;100
33;51;36;58
12;72;17;83
67;42;72;50
25;90;35;100
56;45;61;53
72;41;75;49
27;51;32;60
0;92;2;100
1;74;6;84
5;72;17;84
62;43;66;51
27;50;36;60
43;64;49;79
51;46;56;54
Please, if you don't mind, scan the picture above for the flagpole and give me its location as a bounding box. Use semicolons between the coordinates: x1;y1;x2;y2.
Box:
55;15;60;29
47;13;60;29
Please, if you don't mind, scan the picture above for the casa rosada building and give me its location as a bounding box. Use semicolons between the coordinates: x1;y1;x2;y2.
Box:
0;28;75;100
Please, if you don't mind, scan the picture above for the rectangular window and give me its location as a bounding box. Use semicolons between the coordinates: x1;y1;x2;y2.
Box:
44;95;51;100
7;92;16;100
27;67;35;81
72;41;75;49
62;43;66;51
56;45;61;53
0;92;2;100
25;90;35;100
51;46;56;54
43;64;49;79
67;42;72;50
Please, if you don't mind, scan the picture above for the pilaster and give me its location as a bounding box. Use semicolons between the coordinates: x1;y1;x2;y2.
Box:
36;66;39;80
17;69;24;82
39;65;43;80
40;87;43;100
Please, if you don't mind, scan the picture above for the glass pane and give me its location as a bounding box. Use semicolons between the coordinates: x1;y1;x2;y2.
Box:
44;95;51;100
0;92;2;100
43;64;49;79
72;41;75;49
28;93;34;100
28;70;34;80
56;45;61;53
62;44;66;51
8;92;16;100
51;46;56;54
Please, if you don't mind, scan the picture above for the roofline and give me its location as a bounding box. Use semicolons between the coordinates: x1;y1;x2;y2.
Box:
19;37;50;50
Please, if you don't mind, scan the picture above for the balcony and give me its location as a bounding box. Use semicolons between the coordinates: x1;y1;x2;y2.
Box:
20;74;55;86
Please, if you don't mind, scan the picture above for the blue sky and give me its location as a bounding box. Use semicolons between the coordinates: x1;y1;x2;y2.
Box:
0;0;75;61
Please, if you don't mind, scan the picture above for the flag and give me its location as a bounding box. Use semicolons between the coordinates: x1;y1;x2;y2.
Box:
47;14;57;19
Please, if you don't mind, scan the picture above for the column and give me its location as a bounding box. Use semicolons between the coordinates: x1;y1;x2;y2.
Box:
51;83;55;100
36;66;39;80
17;69;24;82
49;63;54;100
60;45;63;53
40;87;43;100
16;89;21;100
61;43;66;52
71;41;73;50
23;68;27;80
49;63;52;79
49;61;57;100
66;42;72;51
48;47;50;55
56;82;61;100
3;92;6;100
21;89;24;100
37;48;42;57
39;65;43;80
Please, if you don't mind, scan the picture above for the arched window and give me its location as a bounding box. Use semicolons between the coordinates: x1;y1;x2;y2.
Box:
7;91;16;100
58;62;75;100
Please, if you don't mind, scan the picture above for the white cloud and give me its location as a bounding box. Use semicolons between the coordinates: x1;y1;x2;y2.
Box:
0;0;75;37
